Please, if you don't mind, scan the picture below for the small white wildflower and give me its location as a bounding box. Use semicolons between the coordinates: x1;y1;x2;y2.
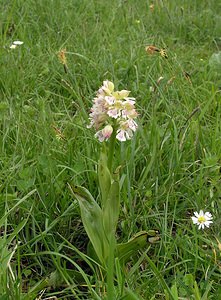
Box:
191;210;213;230
9;40;24;49
9;44;17;49
13;41;24;45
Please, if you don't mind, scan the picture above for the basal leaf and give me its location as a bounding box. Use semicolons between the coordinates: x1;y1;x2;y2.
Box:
69;184;109;265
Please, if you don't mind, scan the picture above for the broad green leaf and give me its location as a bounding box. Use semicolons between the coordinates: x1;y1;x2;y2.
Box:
116;230;160;264
69;184;109;265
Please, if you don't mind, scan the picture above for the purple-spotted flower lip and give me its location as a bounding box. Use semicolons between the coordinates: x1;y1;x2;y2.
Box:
88;80;138;142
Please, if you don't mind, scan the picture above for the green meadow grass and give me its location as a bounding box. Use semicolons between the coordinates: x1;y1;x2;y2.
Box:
1;0;221;299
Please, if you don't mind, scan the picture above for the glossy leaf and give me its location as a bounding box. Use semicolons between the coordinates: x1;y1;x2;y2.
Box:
116;230;159;264
69;184;109;265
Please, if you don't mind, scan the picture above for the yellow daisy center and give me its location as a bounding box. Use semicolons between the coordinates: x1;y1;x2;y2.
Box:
198;216;206;223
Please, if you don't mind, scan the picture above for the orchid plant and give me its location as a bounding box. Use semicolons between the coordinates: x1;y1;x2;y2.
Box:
69;80;159;271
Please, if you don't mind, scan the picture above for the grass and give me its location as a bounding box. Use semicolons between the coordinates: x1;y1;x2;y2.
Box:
1;0;221;299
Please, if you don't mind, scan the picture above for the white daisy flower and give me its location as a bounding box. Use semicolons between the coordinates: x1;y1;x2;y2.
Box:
191;210;213;230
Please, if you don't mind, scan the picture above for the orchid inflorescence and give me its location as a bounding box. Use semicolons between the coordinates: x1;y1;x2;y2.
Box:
88;80;138;142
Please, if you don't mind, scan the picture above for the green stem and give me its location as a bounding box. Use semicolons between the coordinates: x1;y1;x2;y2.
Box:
107;127;116;172
106;233;116;300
